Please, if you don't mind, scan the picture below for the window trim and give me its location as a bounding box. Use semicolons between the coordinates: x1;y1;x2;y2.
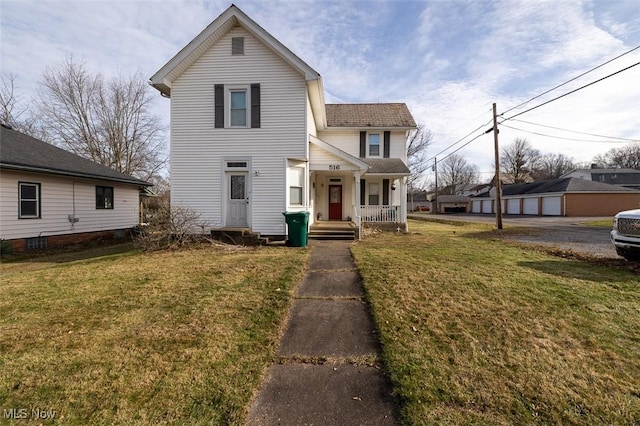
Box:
227;86;250;128
18;182;41;219
96;185;114;210
369;133;380;157
288;166;305;206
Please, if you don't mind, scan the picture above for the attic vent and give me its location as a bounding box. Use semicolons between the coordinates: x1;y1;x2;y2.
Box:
232;37;244;55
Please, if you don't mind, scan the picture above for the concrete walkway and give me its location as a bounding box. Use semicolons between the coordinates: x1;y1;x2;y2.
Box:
246;240;398;425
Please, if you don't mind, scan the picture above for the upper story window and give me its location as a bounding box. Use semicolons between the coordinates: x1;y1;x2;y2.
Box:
231;37;244;55
215;84;260;129
19;182;40;219
369;133;380;156
230;89;248;127
96;186;114;209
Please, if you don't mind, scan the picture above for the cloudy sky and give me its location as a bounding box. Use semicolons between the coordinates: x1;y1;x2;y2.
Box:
2;0;639;183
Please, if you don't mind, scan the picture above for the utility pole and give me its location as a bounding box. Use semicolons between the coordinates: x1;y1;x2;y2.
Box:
433;157;438;214
492;103;503;229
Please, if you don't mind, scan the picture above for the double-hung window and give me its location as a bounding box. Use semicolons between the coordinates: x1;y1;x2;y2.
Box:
368;183;380;205
229;89;248;127
369;133;380;156
289;167;304;205
19;182;40;218
96;186;114;209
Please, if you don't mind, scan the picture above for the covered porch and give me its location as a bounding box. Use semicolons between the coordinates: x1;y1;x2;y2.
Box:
308;135;409;237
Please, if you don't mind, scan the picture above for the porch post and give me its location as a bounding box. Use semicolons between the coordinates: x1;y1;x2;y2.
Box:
401;176;408;231
354;171;362;240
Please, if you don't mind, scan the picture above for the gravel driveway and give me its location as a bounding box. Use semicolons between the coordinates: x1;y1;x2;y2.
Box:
410;214;618;259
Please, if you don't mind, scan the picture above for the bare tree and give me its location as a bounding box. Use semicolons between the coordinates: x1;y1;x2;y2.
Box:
595;142;640;169
406;123;434;191
0;73;39;136
37;58;166;180
500;138;541;184
438;154;479;194
533;152;577;180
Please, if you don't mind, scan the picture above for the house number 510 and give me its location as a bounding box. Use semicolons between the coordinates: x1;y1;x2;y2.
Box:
329;165;340;170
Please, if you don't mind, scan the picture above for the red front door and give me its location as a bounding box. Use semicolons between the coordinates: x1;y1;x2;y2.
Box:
328;185;342;220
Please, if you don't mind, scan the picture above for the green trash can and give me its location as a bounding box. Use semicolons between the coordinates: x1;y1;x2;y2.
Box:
283;211;310;247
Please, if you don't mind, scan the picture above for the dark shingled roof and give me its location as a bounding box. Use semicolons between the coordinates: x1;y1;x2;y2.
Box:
363;158;410;175
326;103;417;128
475;177;639;197
0;125;150;186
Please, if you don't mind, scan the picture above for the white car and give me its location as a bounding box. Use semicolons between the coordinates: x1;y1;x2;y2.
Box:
611;209;640;261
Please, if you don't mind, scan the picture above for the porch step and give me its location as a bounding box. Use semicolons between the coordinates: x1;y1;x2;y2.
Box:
210;228;265;246
308;229;356;241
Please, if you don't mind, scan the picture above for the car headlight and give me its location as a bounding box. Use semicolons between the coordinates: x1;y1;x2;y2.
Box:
613;216;618;230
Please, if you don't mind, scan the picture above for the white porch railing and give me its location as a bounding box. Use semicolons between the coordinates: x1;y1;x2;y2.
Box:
360;205;400;223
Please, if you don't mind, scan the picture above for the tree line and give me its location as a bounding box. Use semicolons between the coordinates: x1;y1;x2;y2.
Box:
1;58;167;187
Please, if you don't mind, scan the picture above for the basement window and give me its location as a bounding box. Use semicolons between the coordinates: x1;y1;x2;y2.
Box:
25;236;47;250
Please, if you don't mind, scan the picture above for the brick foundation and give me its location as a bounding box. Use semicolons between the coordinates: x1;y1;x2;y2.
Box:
6;229;132;252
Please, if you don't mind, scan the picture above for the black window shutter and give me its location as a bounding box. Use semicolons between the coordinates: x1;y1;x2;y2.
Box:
383;179;390;205
360;179;366;205
250;83;260;128
359;131;366;158
214;84;224;128
383;131;390;158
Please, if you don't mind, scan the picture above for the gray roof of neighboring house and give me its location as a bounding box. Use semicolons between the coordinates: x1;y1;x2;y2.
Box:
475;177;639;197
325;103;417;128
363;158;411;175
0;124;150;186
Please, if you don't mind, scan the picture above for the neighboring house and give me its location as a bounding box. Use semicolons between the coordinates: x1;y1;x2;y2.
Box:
149;5;416;239
490;172;534;185
0;124;151;251
407;191;432;212
561;167;640;190
470;177;640;216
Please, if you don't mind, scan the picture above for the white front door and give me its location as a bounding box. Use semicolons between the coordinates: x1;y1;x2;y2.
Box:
227;172;248;227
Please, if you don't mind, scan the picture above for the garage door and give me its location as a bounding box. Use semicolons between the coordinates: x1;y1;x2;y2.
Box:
472;200;481;213
506;198;520;215
523;198;538;215
482;200;492;213
542;196;561;216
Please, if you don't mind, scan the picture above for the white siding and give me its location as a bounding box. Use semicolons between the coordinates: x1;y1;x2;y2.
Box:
309;144;361;171
170;27;308;235
0;170;140;240
317;129;407;161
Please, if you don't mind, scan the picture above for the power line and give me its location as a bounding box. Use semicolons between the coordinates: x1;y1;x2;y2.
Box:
500;123;633;143
501;44;640;116
434;132;487;165
502;60;640;121
510;118;638;142
426;116;493;164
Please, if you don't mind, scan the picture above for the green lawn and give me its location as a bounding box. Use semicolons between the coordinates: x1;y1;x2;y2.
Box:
352;220;639;425
0;245;307;425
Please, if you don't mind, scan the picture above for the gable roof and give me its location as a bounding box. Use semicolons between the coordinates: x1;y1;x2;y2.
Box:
325;103;416;128
150;4;327;130
476;177;639;198
0;125;150;186
309;135;369;171
150;4;321;95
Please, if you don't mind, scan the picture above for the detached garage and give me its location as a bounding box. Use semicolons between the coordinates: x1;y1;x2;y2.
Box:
470;177;640;216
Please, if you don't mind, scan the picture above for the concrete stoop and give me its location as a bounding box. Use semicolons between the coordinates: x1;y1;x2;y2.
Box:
210;228;267;246
246;240;398;425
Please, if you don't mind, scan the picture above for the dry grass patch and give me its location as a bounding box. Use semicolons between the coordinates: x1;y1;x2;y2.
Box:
352;220;639;425
0;245;307;424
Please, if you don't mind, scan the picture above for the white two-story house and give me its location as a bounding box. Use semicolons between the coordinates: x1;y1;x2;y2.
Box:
150;4;416;240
